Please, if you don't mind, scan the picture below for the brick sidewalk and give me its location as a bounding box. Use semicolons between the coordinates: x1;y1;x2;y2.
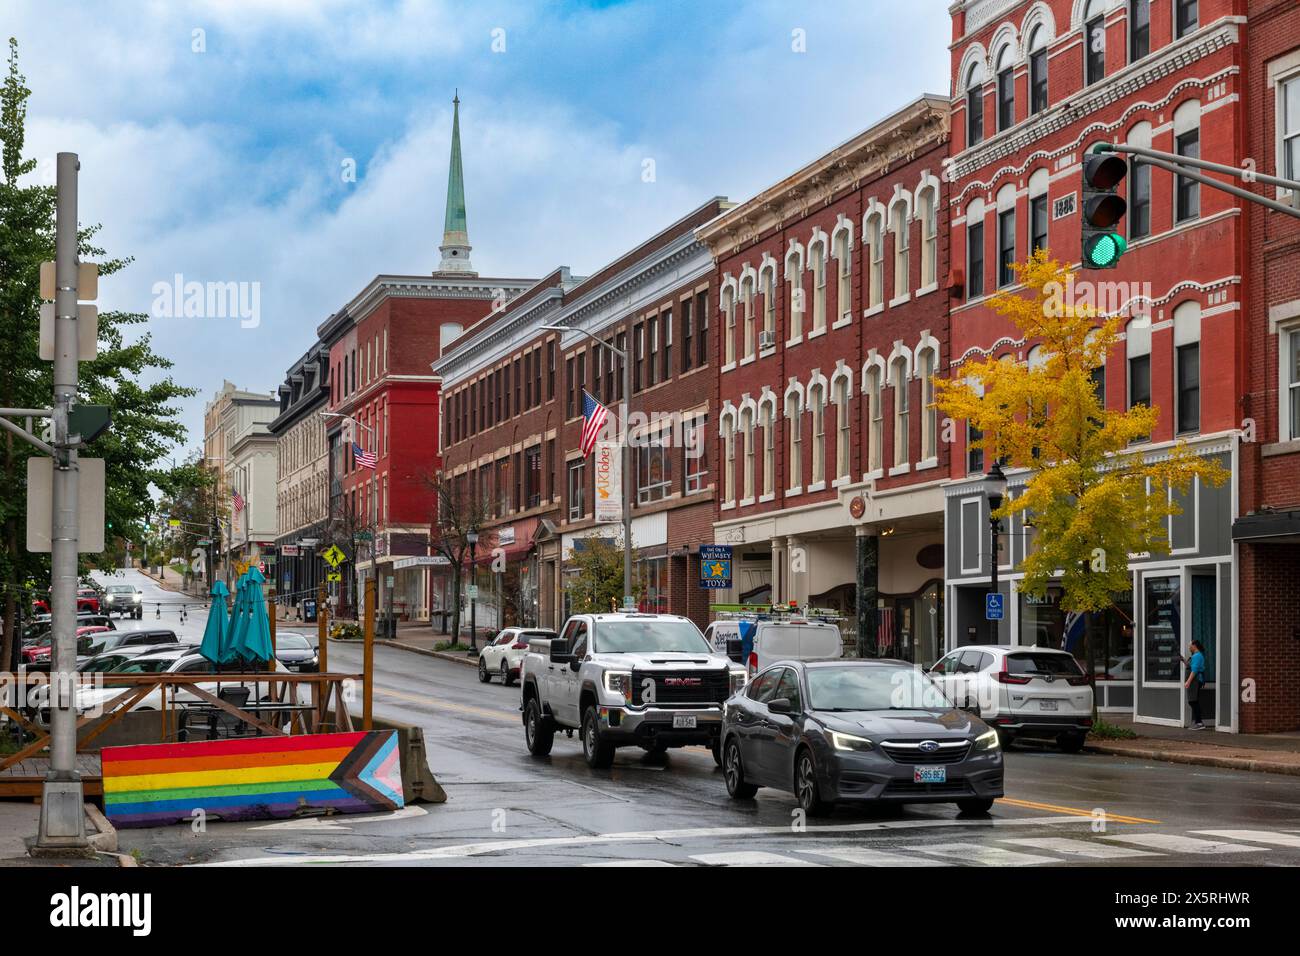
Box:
1087;715;1300;776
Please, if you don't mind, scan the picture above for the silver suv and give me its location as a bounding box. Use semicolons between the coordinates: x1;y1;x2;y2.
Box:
521;613;746;768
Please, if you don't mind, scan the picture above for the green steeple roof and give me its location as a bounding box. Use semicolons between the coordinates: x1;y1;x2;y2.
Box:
443;92;468;239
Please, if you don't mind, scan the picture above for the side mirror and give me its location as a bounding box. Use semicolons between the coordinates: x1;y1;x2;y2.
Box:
725;638;744;663
569;658;582;673
549;638;572;664
768;698;793;715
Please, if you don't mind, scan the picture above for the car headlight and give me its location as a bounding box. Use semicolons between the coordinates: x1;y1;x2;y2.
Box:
975;728;1000;752
829;730;873;752
729;670;747;696
604;671;632;704
132;594;141;603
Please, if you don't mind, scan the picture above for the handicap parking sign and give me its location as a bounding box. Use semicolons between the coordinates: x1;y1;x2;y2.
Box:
985;592;1004;621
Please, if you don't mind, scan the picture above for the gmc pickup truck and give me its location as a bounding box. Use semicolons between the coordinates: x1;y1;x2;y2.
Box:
521;613;747;769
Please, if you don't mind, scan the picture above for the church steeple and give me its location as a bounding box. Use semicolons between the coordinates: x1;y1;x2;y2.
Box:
436;91;475;275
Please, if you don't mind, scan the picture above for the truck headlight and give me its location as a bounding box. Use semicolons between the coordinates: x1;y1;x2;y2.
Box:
132;594;141;603
975;729;1000;751
829;731;873;752
729;670;747;696
604;671;632;704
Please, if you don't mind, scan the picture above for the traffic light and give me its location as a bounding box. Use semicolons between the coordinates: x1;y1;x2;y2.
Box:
1081;145;1129;269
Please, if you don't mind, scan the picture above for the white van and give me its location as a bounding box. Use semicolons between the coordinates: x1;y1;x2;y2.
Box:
703;618;843;677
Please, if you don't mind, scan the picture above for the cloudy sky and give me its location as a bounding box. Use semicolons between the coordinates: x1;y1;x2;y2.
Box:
8;0;950;455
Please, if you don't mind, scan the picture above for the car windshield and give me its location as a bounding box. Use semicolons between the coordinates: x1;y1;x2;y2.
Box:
278;634;311;649
81;655;128;672
807;665;951;712
593;619;712;654
1006;653;1084;677
106;586;134;594
115;656;178;673
81;635;121;656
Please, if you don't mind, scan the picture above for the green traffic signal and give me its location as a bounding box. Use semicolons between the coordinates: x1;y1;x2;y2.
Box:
1081;146;1129;270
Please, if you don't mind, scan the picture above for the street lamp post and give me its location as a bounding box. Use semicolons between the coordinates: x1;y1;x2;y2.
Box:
984;460;1007;644
467;527;479;652
541;323;633;606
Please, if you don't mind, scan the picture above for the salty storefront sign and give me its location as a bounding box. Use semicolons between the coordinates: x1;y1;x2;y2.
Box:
594;440;622;523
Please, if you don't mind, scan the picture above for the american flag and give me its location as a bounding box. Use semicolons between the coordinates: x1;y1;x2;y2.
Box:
877;606;896;652
232;488;245;518
353;443;377;470
579;390;609;457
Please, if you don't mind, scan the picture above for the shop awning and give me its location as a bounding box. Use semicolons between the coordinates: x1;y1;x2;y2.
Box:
1232;510;1300;543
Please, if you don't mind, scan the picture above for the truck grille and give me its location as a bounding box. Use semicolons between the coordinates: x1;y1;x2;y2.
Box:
631;669;730;706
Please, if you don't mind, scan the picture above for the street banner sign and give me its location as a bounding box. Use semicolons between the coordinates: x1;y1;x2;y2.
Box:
593;440;622;523
699;544;733;589
393;555;450;569
322;544;346;567
26;457;105;553
985;592;1005;621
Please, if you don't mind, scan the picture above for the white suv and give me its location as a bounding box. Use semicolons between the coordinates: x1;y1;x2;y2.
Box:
478;627;556;686
927;645;1094;752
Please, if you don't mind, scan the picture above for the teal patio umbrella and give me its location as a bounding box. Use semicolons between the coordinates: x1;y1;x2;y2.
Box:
226;571;252;663
198;580;232;664
238;565;274;665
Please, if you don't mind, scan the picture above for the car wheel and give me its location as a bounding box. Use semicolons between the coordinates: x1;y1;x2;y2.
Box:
501;660;515;687
1057;732;1086;754
794;748;833;817
477;656;492;683
523;697;554;757
723;738;757;799
957;797;995;815
711;737;723;767
581;705;615;769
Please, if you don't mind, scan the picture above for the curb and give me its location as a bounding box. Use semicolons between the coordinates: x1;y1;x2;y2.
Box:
84;802;118;854
373;640;479;669
1086;741;1300;777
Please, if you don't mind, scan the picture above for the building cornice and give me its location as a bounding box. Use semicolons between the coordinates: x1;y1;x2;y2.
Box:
431;287;568;384
317;274;536;339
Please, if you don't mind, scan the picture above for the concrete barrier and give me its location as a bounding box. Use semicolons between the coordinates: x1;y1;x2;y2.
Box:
328;711;447;804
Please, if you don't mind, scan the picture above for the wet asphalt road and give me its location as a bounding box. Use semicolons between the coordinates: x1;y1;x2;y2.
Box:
96;571;1300;868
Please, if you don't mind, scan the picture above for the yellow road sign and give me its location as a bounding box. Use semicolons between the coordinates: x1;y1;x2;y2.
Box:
322;545;346;568
327;571;342;583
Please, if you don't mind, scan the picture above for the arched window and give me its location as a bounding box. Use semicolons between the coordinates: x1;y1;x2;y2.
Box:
1126;317;1152;441
809;381;826;484
891;201;910;299
1174;302;1201;434
865;208;885;310
1028;168;1050;255
760;261;777;344
1174;101;1202;223
786;248;804;341
809;238;827;332
892;358;910;467
1127;121;1153;239
1128;0;1150;63
917;186;939;289
917;346;938;460
995;41;1016;131
740;273;756;360
722;285;736;366
786;391;804;490
1027;24;1049;114
760;400;775;498
966;60;986;146
833;376;852;480
1084;0;1107;86
866;365;884;474
996;183;1018;288
722;412;736;503
740;405;755;501
833;225;853;323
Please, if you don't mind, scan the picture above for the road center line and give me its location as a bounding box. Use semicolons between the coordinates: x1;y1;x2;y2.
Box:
997;797;1159;825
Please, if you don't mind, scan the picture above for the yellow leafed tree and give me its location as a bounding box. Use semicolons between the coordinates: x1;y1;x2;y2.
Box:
934;252;1226;614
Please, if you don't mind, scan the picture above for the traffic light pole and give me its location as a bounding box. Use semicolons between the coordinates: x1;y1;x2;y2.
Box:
1102;143;1300;221
37;153;88;849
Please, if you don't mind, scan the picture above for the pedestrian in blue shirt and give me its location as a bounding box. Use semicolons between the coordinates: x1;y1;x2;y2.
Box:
1183;640;1207;730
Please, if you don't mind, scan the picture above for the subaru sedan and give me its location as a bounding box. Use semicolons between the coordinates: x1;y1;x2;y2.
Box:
721;659;1004;816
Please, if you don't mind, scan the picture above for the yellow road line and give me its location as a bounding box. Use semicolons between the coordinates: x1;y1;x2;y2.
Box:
375;685;517;723
998;796;1159;825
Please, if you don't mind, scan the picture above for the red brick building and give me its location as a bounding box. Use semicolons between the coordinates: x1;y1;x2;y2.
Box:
944;0;1245;730
1237;0;1300;732
435;200;727;632
696;96;952;663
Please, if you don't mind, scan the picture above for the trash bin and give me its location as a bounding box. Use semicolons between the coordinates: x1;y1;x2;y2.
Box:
303;598;318;623
380;614;397;639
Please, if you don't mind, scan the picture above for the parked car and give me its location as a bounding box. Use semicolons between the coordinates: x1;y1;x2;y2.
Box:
704;617;843;677
76;628;178;664
20;625;113;667
21;613;116;644
521;613;746;768
926;645;1094;751
76;646;155;673
721;659;1004;816
101;583;144;619
479;627;556;686
274;633;319;672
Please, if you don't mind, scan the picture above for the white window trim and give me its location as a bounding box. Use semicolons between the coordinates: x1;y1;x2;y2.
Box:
1270;53;1300;200
1278;315;1300;443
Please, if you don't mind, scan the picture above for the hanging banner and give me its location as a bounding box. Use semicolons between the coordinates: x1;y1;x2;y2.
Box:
593;440;622;524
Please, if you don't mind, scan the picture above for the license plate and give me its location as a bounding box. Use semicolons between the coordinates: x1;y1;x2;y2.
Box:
1040;699;1059;711
672;714;697;729
914;766;947;784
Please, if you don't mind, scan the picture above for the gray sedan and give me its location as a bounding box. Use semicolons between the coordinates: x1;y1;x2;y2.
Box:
721;659;1004;816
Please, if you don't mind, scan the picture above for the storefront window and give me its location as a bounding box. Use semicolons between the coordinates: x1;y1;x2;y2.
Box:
1143;576;1181;683
1018;585;1134;679
635;557;668;612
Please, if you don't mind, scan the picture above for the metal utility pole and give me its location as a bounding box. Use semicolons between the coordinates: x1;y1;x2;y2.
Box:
38;153;87;849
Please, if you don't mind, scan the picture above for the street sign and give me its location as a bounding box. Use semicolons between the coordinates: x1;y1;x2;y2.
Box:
298;537;320;547
40;261;97;301
39;303;98;362
385;576;394;588
322;544;346;567
281;544;299;557
467;585;478;599
393;555;450;569
985;592;1005;621
699;544;733;590
26;457;105;553
197;538;212;546
168;519;181;528
327;571;342;583
623;595;636;610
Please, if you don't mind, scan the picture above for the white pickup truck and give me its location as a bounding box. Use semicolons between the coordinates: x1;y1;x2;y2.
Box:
520;612;747;769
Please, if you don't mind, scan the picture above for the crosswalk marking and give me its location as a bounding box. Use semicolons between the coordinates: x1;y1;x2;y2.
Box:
1102;834;1267;855
689;851;822;867
584;859;676;867
803;848;953;867
998;837;1159;859
913;842;1059;866
1192;829;1300;849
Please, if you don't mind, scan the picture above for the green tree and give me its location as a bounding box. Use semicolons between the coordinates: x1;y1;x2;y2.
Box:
0;37;195;664
564;535;636;615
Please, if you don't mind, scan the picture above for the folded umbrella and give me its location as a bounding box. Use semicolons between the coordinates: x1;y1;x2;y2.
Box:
199;580;232;664
239;566;274;664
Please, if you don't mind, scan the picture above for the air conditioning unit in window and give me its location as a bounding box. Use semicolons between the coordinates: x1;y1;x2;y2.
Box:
759;330;776;349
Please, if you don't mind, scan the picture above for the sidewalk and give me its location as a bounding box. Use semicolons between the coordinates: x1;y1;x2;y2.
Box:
0;801;124;867
1086;715;1300;776
328;619;481;670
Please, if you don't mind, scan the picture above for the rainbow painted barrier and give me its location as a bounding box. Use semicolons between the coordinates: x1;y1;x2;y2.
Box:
100;731;405;828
